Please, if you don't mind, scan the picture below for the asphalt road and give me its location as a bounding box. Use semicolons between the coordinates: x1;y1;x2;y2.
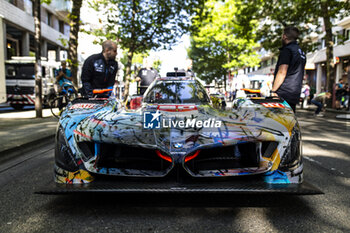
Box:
0;109;349;233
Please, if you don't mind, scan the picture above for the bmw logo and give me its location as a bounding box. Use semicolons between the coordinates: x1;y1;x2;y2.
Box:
173;143;183;149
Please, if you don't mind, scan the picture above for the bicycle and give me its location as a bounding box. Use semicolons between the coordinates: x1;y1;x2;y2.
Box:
50;82;77;119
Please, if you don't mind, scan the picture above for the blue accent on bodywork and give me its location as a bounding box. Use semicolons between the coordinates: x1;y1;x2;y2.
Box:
282;100;291;109
264;170;291;184
94;143;100;157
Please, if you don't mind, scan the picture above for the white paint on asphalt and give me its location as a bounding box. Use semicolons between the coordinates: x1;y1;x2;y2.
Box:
304;156;345;176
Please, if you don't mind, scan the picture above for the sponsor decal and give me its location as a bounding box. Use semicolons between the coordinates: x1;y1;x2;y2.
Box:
143;110;221;129
261;103;285;108
70;103;97;110
173;143;183;149
157;105;197;112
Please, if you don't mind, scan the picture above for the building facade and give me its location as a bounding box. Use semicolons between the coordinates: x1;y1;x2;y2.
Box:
0;0;70;61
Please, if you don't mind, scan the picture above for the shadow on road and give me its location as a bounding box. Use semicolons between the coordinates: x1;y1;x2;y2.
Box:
44;193;310;209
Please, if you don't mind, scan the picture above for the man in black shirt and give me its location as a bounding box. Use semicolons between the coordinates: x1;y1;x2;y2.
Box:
81;40;118;97
135;59;159;95
271;26;306;112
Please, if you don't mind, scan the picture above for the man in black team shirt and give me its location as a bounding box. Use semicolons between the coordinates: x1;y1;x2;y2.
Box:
81;40;118;97
135;58;159;95
271;26;306;112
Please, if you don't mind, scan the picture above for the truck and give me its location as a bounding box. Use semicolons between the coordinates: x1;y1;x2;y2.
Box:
5;57;59;110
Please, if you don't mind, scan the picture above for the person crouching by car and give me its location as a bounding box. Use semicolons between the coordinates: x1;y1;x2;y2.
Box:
311;92;331;117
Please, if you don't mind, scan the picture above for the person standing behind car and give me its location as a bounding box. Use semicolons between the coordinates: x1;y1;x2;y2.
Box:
271;26;306;112
55;61;73;109
81;40;118;97
300;82;310;109
135;58;159;95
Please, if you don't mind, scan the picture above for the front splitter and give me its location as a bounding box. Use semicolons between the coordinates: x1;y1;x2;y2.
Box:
36;180;323;195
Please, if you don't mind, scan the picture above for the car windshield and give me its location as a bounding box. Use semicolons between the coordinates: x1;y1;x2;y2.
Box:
144;80;210;104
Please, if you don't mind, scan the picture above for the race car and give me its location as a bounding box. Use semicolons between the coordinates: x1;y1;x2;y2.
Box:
47;72;322;194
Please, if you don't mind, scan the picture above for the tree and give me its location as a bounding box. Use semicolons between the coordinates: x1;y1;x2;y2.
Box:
33;0;42;118
188;0;260;84
67;0;83;87
188;39;228;84
89;0;205;99
152;58;162;72
33;0;82;117
242;0;350;100
120;51;149;82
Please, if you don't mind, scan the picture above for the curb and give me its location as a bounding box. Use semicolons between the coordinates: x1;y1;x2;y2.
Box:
0;134;55;165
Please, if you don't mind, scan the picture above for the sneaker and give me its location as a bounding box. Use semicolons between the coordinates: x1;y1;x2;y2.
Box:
315;113;324;117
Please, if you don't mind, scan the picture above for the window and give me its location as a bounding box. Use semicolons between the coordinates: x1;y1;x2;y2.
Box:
6;0;16;5
47;12;53;27
5;65;16;77
59;21;64;33
332;35;338;45
345;29;350;41
145;80;210;104
23;0;32;15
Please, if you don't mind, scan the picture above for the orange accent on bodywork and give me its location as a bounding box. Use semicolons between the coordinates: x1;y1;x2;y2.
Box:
185;150;200;162
93;89;113;94
242;88;261;93
156;150;172;163
73;130;92;140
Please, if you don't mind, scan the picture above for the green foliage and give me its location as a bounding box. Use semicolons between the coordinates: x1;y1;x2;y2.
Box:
242;0;350;92
58;36;68;47
89;0;204;53
241;0;350;54
40;0;52;4
87;0;205;98
189;0;260;83
210;96;221;109
153;59;162;72
120;50;149;77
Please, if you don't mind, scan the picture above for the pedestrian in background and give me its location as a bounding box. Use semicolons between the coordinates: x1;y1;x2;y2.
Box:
343;83;349;110
55;61;72;109
232;69;249;98
271;26;306;112
311;92;332;117
335;79;344;110
55;61;72;92
135;58;159;95
300;82;310;109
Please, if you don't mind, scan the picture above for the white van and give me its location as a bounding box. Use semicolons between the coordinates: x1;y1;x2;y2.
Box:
5;57;60;110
